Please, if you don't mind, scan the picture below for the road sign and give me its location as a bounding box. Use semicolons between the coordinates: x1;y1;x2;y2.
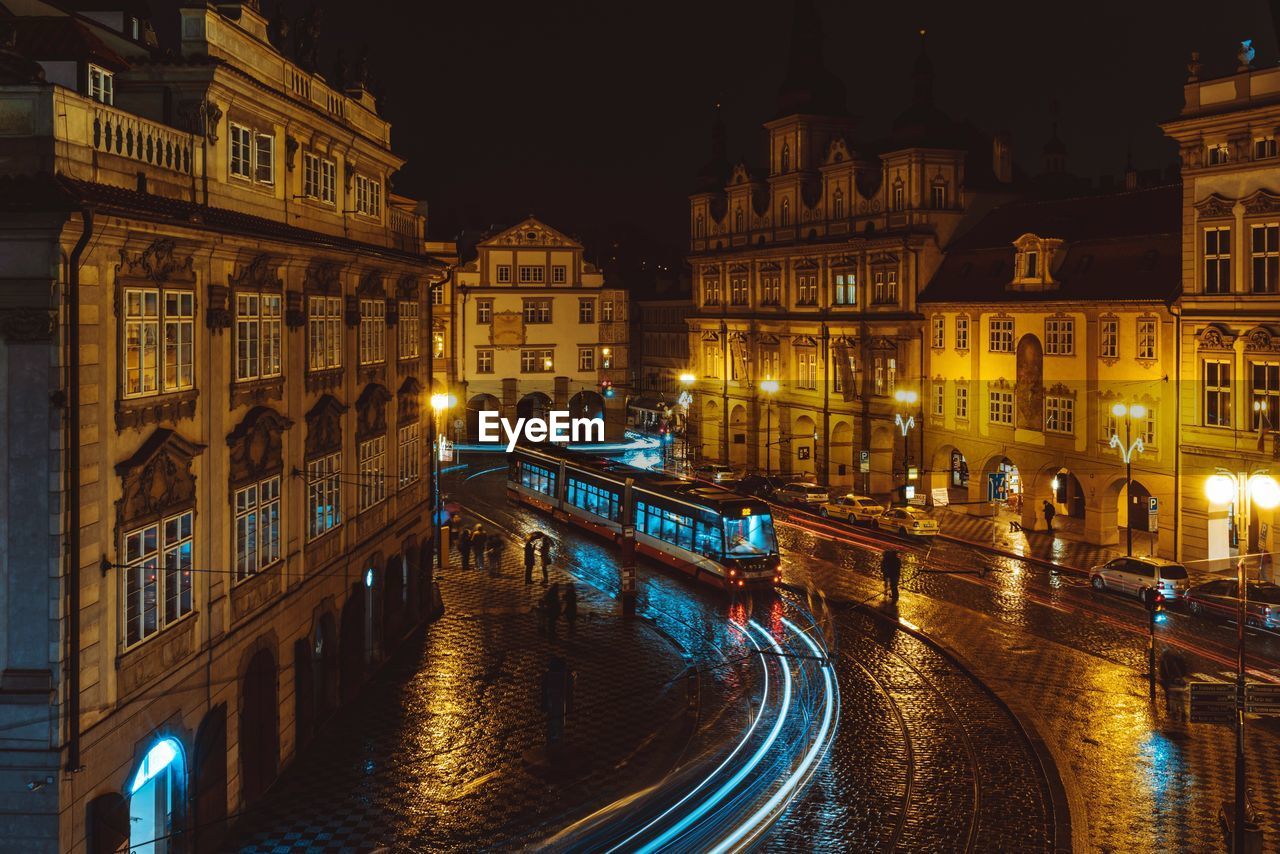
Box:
859;450;870;473
1190;681;1237;724
1245;683;1280;715
987;471;1007;501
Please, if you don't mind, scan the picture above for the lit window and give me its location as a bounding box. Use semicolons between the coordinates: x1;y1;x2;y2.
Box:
234;476;280;581
1204;226;1231;294
123;510;193;647
359;298;386;365
579;299;595;324
307;452;341;539
1251;223;1279;293
398;301;419;359
88;64;113;104
358;437;386;510
124;287;193;397
398;423;420;487
476;349;494;373
307;296;343;371
1204;359;1232;427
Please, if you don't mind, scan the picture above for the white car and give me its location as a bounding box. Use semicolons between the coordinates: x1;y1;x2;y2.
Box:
876;507;939;537
1090;556;1189;604
775;482;830;507
820;494;884;525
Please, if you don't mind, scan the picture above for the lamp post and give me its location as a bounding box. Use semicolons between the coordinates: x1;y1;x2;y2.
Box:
1109;402;1147;556
430;392;456;572
893;389;918;503
1205;469;1280;854
760;377;779;477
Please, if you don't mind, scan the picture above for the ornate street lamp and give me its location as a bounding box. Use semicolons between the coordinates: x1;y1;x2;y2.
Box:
1110;402;1147;556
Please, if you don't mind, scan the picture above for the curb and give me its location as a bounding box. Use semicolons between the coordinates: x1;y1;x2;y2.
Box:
852;600;1080;854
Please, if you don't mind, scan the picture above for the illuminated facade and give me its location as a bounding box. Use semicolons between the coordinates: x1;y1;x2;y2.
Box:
686;9;1014;489
1164;53;1280;568
0;4;445;850
451;217;629;440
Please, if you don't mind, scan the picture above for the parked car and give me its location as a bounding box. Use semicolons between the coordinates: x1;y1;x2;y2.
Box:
692;463;736;484
820;494;885;525
1089;556;1189;604
1186;579;1280;628
735;473;806;499
876;506;939;537
775;482;830;507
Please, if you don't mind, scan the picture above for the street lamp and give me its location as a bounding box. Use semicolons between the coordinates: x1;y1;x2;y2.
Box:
1110;401;1147;556
760;377;779;477
1205;468;1280;854
429;392;456;572
894;389;918;502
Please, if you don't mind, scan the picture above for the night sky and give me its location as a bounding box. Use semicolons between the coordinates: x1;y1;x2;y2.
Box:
156;1;1280;260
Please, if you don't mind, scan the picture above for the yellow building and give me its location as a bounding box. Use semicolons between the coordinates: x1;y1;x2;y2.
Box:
919;188;1181;554
451;217;629;439
0;4;446;850
687;15;1014;489
1164;50;1280;569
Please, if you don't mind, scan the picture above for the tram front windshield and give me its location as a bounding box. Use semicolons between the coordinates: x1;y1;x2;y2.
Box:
723;513;778;557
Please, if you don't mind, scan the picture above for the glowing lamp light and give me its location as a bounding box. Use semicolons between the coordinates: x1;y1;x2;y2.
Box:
760;377;780;394
679;372;697;384
365;568;375;588
1205;473;1235;506
894;389;918;405
131;738;180;794
1249;474;1280;509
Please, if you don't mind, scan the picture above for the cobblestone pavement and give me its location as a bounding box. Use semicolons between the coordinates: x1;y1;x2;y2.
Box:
776;513;1280;852
226;549;692;852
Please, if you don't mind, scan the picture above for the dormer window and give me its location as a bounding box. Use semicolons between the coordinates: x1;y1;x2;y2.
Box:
88;65;114;105
1010;233;1062;291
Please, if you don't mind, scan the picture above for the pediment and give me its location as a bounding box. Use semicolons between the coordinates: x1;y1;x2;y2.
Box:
115;429;207;530
482;216;581;249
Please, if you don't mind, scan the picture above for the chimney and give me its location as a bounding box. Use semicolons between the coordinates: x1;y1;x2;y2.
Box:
992;130;1013;183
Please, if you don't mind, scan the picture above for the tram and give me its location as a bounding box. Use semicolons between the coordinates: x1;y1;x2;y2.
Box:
508;443;780;589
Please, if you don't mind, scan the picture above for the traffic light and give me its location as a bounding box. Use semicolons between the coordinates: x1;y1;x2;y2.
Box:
601;379;615;398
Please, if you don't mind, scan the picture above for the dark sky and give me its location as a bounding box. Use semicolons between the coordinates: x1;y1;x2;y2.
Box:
158;1;1279;254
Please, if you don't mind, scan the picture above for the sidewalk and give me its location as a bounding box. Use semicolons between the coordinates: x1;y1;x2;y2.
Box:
228;545;692;851
922;504;1121;574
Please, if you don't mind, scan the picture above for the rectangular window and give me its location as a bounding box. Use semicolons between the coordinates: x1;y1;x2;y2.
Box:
955;385;969;419
833;272;855;306
306;452;341;539
88;64;114;104
359;298;386;365
230;123;252;179
989;318;1014;353
518;265;545;284
797;274;818;305
602;300;614;322
398;423;420;487
358;437;386;511
496;265;512;284
955;315;969;351
521;349;555;372
354;174;382;217
931;315;945;349
578;299;595;324
1204;359;1232;427
1207;142;1230;165
476;298;493;324
235;292;282;381
123;510;193;648
1045;318;1074;355
703;278;721;306
124;287;194;397
1045;396;1074;434
523;299;552;323
1100;318;1118;358
1204;226;1232;294
1255;137;1278;160
578;347;595;372
234;476;281;581
307;295;343;371
989;390;1014;426
1252;361;1280;430
930;183;946;209
476;349;494;373
1251;223;1279;293
763;275;782;305
933;382;945;416
1137;318;1157;360
398;301;420;360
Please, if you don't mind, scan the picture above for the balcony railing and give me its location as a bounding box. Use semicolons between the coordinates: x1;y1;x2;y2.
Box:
91;103;193;175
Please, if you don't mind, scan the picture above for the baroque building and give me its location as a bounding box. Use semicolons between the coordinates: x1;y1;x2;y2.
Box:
0;2;446;850
1164;48;1280;569
686;6;1015;489
450;216;629;440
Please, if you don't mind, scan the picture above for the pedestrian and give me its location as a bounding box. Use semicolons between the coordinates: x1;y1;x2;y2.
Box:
543;582;562;641
472;525;487;572
1042;500;1056;534
487;534;503;575
457;525;473;571
540;534;554;584
882;548;902;602
540;656;575;748
563;582;578;637
524;534;539;585
1158;647;1189;721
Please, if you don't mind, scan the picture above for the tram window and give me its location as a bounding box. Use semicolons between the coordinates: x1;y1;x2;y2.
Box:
723;514;777;556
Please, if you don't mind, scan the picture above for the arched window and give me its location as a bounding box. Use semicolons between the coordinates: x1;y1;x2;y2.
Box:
780;198;791;228
832;189;845;220
780;142;791;173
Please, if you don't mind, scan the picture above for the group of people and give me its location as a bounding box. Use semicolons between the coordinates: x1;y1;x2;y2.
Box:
455;523;503;572
539;581;578;641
